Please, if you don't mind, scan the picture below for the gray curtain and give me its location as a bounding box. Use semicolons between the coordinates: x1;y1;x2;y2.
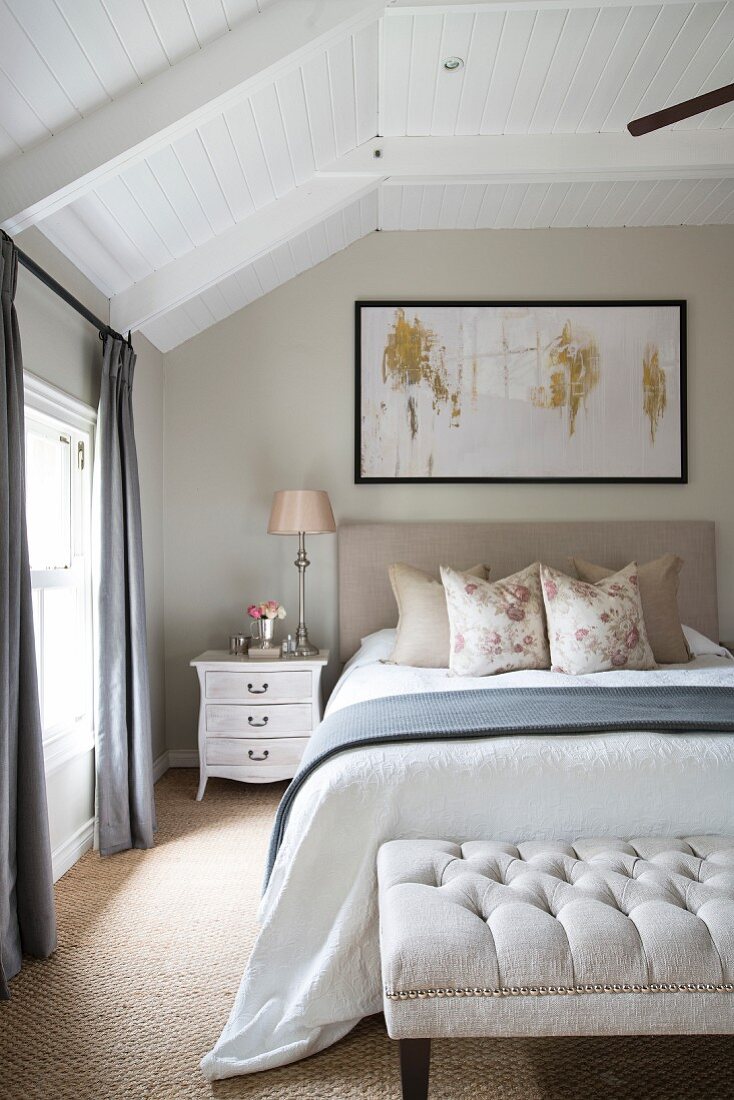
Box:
94;335;155;856
0;233;57;997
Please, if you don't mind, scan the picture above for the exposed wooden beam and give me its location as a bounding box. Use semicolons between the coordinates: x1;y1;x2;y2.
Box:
110;178;382;334
0;0;386;234
316;132;734;183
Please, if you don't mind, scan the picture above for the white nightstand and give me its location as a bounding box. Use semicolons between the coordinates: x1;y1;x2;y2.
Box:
190;650;329;800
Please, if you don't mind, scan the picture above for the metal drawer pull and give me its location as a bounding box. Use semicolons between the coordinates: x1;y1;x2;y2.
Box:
248;749;269;761
247;716;269;727
247;682;268;694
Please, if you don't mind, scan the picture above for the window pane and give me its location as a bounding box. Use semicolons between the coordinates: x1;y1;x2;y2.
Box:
26;424;71;570
42;586;81;732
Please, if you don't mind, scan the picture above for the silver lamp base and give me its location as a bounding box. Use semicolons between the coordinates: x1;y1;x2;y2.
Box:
294;625;319;657
293;532;319;657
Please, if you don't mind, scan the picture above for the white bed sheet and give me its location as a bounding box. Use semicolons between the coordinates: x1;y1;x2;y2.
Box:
201;636;734;1080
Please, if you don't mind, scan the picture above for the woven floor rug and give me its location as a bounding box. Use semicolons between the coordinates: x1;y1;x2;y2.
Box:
2;770;732;1100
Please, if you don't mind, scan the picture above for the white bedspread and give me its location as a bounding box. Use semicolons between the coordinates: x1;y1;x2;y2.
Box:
201;634;734;1080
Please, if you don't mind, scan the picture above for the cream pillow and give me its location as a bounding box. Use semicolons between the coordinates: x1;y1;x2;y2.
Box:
570;554;690;665
388;562;488;668
541;562;657;675
441;563;550;677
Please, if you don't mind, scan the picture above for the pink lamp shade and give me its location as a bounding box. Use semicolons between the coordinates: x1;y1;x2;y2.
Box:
267;490;336;535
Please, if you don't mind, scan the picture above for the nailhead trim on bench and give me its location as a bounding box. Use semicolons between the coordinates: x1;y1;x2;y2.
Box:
385;982;734;1001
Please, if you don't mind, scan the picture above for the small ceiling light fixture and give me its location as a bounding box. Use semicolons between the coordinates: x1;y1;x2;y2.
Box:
443;56;464;71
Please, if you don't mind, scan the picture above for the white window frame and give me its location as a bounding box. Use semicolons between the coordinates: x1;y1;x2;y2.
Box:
24;371;96;775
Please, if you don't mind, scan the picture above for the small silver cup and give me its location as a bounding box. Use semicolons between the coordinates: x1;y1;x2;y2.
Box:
230;633;249;655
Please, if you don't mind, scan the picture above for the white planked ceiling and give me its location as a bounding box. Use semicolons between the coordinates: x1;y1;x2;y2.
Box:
35;19;379;298
380;177;734;229
0;0;732;353
0;0;272;162
140;189;378;350
381;3;734;136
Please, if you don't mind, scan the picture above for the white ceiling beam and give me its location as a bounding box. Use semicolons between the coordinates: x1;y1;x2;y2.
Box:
316;132;734;183
0;0;387;234
110;178;382;334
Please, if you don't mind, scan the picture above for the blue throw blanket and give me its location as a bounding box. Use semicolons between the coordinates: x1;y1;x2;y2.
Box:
265;685;734;887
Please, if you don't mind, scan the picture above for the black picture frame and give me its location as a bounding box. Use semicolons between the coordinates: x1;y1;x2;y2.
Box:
355;299;687;485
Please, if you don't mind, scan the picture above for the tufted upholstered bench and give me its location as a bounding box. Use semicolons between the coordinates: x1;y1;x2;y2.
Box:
378;836;734;1100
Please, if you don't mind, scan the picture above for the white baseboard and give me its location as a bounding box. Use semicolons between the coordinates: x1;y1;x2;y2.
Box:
168;749;199;768
51;752;199;882
153;749;199;782
52;817;94;883
153;751;170;782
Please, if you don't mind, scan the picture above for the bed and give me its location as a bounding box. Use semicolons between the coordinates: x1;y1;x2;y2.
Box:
201;521;734;1081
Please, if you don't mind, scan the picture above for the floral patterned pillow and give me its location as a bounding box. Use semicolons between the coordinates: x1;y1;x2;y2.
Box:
540;562;657;674
441;563;550;677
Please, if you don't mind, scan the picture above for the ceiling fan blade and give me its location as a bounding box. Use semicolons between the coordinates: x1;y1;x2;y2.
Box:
628;82;734;136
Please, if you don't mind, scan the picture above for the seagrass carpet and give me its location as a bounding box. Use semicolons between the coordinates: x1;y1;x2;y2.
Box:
2;770;733;1100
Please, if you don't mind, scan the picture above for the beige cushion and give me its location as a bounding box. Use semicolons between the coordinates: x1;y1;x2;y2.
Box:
571;554;691;664
541;563;656;675
441;563;550;677
388;563;488;668
379;836;734;1039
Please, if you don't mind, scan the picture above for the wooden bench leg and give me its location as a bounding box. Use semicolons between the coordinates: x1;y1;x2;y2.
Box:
399;1037;431;1100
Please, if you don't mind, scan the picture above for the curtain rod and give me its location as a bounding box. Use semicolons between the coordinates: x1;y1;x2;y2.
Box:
11;237;127;344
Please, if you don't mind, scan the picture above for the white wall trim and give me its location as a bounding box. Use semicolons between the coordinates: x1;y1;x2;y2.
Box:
44;730;94;777
153;751;169;782
52;816;94;883
153;749;199;780
23;370;97;430
168;750;199;768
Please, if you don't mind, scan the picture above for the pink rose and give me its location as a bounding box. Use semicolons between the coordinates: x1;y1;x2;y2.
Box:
544;579;558;601
600;612;610;623
455;633;465;653
248;605;262;619
625;626;639;649
465;583;478;595
507;605;525;622
511;584;531;603
629;574;638;587
490;632;502;646
514;643;524;653
524;635;534;646
575;628;589;640
611;650;628;667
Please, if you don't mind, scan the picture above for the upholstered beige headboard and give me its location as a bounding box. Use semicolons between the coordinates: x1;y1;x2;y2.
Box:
338;521;718;661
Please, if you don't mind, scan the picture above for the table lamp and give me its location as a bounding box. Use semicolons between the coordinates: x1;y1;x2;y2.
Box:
267;489;336;656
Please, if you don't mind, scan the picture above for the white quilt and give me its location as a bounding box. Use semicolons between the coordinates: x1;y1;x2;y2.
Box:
201;631;734;1080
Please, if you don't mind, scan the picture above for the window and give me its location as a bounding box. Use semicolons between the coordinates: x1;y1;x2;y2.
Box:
24;374;95;773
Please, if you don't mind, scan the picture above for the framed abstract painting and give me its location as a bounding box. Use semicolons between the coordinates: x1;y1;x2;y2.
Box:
355;300;687;484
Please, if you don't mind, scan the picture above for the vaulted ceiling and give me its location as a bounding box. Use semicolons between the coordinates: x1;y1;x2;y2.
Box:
1;0;732;352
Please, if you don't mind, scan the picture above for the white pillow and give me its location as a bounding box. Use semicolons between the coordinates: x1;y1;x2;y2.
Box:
355;628;397;663
682;625;733;661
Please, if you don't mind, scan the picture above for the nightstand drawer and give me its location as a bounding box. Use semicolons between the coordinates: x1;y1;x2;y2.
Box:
206;736;309;768
206;703;311;736
205;670;311;702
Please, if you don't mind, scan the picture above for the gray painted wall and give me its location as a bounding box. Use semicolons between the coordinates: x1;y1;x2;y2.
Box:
162;226;734;752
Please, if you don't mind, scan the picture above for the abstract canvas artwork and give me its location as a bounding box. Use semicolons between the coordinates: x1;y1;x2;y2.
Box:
356;301;686;484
